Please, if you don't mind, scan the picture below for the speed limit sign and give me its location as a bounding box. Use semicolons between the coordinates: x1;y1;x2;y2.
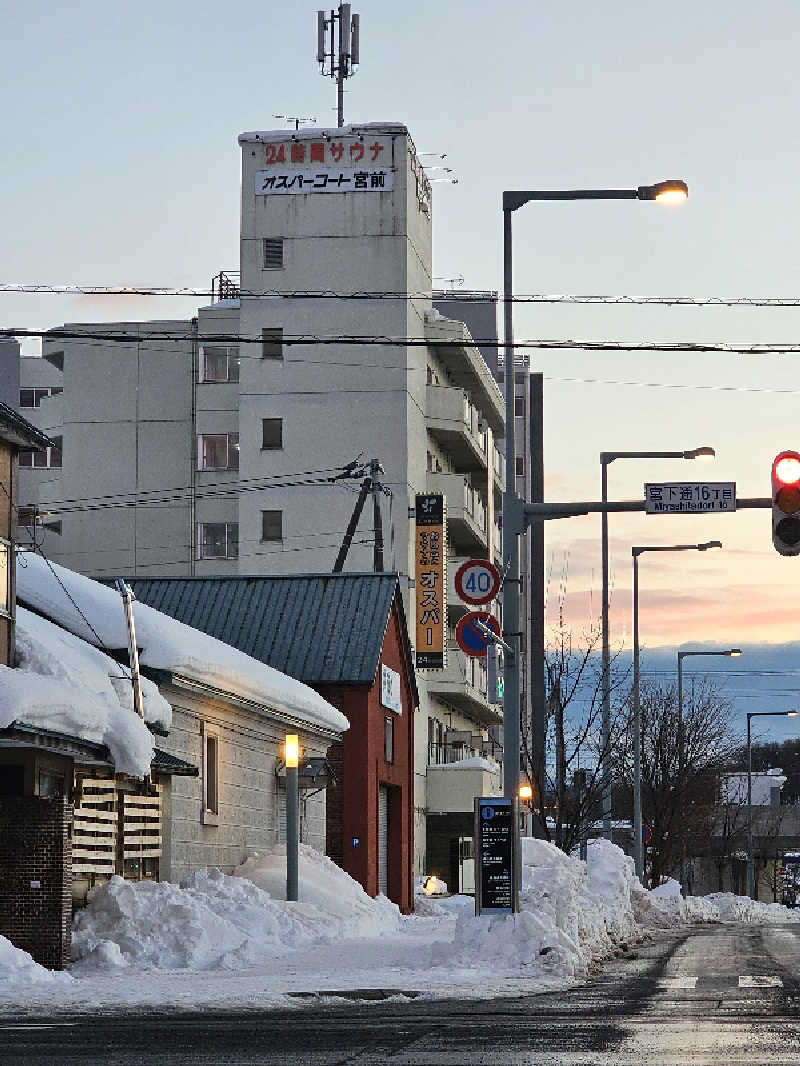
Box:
454;558;501;606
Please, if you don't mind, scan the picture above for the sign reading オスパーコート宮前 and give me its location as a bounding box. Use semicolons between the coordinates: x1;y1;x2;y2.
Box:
256;168;393;195
415;493;447;671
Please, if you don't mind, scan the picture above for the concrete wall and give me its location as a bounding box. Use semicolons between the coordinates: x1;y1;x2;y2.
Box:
157;684;329;883
0;339;21;408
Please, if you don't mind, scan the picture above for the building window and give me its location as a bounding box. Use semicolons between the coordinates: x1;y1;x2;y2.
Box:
261;510;283;542
263;238;284;269
199;345;239;383
514;395;524;417
197;433;239;471
18;436;62;469
515;456;525;477
203;727;219;823
261;328;284;360
19;386;63;408
261;418;283;450
197;522;239;560
38;771;64;798
384;716;394;764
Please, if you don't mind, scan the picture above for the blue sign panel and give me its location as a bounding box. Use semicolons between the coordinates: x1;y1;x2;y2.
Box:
475;797;516;914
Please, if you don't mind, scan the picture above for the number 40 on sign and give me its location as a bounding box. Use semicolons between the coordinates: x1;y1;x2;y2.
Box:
454;559;501;606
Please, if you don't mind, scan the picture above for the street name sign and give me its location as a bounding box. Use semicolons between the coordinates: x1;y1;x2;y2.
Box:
455;611;500;657
474;797;518;915
645;482;736;515
454;558;501;606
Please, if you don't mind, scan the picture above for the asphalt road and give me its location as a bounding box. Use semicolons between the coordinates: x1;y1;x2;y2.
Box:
3;924;800;1065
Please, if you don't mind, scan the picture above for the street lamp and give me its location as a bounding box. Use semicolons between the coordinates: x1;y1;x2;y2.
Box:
746;710;798;900
501;180;689;817
285;733;300;902
600;445;715;839
677;647;742;895
631;540;721;884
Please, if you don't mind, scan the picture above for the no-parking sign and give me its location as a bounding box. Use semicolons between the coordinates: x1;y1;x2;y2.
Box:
455;611;501;657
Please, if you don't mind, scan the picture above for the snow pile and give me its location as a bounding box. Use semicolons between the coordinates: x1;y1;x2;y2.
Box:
73;846;401;972
639;887;800;928
0;607;162;777
16;552;347;737
235;845;402;938
650;877;681;898
0;935;72;989
435;838;640;980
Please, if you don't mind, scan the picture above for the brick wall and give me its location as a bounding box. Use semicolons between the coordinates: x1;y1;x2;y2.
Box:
0;796;73;970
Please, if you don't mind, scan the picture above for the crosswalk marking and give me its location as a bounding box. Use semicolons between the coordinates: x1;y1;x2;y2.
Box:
739;975;783;988
655;974;786;991
659;977;698;989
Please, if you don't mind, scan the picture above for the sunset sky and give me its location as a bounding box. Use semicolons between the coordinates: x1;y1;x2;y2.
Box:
3;1;800;666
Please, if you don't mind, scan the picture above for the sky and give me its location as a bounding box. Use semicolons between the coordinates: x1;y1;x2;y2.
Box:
3;1;800;729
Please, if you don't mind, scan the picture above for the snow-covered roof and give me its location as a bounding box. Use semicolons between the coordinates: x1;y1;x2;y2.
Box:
0;607;166;777
15;553;349;739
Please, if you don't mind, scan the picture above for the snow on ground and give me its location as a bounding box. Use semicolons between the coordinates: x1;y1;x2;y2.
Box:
2;840;799;1016
16;552;347;736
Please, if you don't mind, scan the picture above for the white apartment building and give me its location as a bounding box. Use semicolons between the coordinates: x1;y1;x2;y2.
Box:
6;122;507;883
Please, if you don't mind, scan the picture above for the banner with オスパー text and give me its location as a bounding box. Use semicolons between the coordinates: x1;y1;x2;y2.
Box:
415;493;447;670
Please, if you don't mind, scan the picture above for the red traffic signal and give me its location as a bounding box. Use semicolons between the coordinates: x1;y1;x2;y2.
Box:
772;451;800;555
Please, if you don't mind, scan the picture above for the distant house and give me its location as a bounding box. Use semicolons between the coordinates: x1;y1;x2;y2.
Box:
109;572;419;912
1;552;348;968
690;768;800;901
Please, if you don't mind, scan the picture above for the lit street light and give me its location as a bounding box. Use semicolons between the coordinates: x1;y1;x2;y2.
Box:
676;647;742;895
631;540;721;884
285;733;300;902
501;180;690;852
600;445;715;839
747;710;798;899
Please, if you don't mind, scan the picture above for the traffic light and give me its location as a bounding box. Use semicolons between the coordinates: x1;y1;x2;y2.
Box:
487;643;504;704
772;451;800;555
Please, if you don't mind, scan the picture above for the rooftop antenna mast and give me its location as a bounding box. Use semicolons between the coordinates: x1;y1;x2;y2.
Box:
317;5;360;128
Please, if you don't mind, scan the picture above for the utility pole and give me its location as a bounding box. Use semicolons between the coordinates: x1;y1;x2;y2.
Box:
317;5;360;128
333;458;386;572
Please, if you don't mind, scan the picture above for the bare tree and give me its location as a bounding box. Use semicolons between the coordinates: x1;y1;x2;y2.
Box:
521;591;630;855
615;678;739;887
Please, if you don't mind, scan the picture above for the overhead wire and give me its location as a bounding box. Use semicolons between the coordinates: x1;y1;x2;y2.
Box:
8;325;800;358
6;282;800;307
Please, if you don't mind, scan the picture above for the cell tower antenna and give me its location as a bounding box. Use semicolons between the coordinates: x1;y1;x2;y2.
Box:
317;5;360;127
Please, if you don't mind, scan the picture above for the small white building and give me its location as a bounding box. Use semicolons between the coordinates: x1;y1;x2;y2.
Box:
3;552;347;902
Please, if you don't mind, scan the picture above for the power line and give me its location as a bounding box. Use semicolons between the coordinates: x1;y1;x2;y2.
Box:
6;282;800;307
9;326;800;357
19;464;358;514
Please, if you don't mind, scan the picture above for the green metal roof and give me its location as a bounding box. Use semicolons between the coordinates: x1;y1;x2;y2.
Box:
151;748;199;777
0;400;54;451
108;572;417;699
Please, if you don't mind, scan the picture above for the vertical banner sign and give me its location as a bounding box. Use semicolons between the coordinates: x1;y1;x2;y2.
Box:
415;493;447;670
474;797;518;915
